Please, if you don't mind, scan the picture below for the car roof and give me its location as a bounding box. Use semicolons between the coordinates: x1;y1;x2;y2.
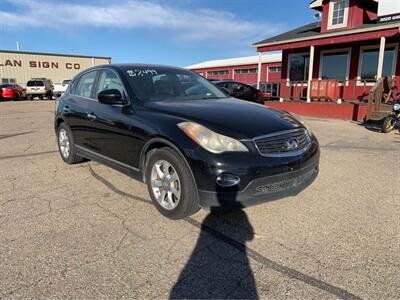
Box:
85;63;188;72
213;80;249;85
73;63;191;80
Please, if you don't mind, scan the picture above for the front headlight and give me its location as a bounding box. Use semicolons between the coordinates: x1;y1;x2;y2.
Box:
393;103;400;111
178;122;248;153
290;113;313;136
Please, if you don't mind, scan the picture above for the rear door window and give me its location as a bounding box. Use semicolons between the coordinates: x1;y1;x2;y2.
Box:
74;71;97;98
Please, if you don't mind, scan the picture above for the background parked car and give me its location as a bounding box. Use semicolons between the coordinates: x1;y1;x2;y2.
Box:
53;79;71;97
26;78;54;100
0;84;26;101
213;80;264;104
252;83;280;100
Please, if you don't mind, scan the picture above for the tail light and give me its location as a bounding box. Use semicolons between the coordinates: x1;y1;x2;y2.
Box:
257;90;263;97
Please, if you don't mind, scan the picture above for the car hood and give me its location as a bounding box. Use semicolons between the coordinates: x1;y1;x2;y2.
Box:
145;98;303;139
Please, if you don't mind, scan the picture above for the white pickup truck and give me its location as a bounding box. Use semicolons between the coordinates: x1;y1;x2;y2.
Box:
53;79;71;97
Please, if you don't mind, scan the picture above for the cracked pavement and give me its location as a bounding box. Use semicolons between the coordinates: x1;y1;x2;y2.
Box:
0;101;399;299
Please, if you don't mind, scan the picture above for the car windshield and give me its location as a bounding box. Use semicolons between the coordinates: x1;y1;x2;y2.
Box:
27;81;44;87
122;66;226;102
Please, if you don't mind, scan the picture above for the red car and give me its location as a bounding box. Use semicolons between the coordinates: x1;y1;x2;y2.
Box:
0;84;26;100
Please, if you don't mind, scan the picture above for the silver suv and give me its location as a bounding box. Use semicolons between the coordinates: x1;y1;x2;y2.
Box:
26;78;54;100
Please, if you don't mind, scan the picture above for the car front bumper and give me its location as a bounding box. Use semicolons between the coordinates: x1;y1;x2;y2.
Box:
197;156;319;208
184;136;320;208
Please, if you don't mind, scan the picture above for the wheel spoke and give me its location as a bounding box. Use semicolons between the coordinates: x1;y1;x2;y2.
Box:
155;164;164;179
162;161;171;175
169;173;178;182
157;190;166;202
170;186;181;199
167;191;175;208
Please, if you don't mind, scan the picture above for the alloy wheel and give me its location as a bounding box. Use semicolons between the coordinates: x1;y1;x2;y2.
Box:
150;160;181;210
58;128;70;159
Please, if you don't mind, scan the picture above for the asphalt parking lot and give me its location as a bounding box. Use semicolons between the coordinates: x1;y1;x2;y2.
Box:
0;100;399;299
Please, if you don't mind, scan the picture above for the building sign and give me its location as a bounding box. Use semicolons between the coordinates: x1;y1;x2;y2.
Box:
378;13;400;23
0;59;80;69
378;0;400;23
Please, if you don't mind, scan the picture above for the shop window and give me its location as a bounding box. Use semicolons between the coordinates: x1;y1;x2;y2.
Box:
235;68;257;74
207;70;228;76
289;54;309;81
321;51;349;81
1;78;16;84
359;47;395;81
269;67;281;73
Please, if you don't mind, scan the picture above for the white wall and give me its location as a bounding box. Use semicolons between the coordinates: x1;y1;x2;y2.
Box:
378;0;400;17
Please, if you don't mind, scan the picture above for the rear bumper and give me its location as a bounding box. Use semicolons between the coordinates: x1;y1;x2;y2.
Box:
27;91;51;95
198;151;319;208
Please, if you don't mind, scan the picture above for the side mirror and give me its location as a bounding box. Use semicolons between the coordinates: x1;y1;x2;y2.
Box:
98;89;125;105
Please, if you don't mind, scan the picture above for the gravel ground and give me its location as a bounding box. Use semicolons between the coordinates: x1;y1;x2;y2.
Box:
0;100;399;299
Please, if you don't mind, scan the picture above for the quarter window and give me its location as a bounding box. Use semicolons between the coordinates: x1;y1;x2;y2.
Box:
74;71;97;98
95;69;124;98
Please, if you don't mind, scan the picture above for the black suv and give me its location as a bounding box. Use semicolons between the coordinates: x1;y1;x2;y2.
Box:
213;80;265;104
55;64;319;219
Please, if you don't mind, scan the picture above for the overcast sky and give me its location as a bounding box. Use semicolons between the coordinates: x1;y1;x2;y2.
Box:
0;0;315;66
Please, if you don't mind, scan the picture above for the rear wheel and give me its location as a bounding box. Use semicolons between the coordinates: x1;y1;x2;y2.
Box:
57;123;85;164
27;95;32;100
382;116;395;133
145;147;200;219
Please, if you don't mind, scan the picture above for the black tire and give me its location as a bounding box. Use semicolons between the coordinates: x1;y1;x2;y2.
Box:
382;116;395;133
57;123;85;164
27;95;32;100
145;147;200;219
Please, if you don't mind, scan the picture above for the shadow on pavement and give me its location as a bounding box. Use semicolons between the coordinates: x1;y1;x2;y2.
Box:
170;209;258;299
355;120;383;133
88;165;361;300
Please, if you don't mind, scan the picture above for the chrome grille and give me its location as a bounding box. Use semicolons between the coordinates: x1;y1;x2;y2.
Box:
253;128;311;156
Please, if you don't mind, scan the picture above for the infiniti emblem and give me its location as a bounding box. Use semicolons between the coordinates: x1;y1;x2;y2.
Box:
286;138;299;150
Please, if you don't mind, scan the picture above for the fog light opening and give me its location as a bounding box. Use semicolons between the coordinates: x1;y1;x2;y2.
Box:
216;174;240;187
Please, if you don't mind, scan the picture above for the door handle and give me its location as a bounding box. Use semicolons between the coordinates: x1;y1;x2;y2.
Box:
87;113;97;121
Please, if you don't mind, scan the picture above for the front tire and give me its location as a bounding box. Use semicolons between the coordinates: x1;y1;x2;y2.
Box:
57;123;85;164
382;116;395;133
145;147;200;219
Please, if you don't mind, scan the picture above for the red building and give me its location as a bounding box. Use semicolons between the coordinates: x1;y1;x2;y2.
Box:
186;54;282;85
253;0;400;120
